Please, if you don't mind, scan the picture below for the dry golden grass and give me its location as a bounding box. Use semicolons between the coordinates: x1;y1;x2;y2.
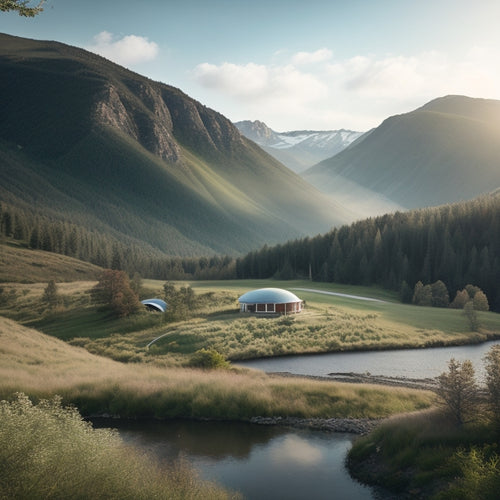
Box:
0;316;435;419
0;242;100;282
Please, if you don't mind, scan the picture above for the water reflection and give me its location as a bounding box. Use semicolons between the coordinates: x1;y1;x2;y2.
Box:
93;419;374;500
270;435;323;466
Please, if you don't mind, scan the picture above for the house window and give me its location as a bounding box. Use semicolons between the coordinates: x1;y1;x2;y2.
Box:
266;303;275;312
257;303;266;312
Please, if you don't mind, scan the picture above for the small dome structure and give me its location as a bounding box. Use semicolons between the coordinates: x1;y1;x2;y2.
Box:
141;298;167;313
238;288;303;314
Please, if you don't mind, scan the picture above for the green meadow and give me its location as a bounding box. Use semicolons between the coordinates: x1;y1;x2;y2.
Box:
7;278;497;366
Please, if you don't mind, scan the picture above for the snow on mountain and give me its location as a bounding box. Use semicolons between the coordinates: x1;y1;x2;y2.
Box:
269;129;363;150
235;120;363;173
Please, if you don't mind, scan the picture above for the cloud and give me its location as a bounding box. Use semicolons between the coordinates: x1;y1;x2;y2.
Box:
86;31;159;66
194;62;269;96
292;48;332;65
192;46;500;131
193;60;327;104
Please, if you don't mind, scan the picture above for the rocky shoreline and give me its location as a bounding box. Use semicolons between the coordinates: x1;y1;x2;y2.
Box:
247;370;438;436
269;370;438;391
249;415;380;434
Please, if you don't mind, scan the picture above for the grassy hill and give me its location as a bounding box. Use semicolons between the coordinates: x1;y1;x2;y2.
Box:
0;33;350;258
304;95;500;209
0;241;101;283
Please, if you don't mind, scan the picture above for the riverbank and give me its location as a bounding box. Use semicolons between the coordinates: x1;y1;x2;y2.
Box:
268;370;438;391
250;415;380;434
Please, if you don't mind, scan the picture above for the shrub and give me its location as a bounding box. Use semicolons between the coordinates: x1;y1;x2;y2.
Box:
189;348;230;369
443;447;500;499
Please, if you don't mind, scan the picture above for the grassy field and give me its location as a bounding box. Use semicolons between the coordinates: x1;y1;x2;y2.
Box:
2;277;500;366
0;316;434;420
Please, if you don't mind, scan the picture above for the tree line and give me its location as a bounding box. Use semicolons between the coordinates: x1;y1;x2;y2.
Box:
234;194;500;311
1;193;499;311
0;202;235;279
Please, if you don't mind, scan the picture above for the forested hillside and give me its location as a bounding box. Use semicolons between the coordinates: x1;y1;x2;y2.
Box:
0;33;348;258
235;192;500;311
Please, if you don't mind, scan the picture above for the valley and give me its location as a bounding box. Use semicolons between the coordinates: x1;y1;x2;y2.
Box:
1;24;500;500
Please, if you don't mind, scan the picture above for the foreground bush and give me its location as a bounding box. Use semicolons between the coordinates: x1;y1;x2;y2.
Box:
0;393;235;500
348;409;498;499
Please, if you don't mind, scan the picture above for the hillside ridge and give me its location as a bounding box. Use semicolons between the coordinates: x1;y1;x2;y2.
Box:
0;33;349;259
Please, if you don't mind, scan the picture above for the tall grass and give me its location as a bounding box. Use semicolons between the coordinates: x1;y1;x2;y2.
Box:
0;393;236;500
0;317;435;420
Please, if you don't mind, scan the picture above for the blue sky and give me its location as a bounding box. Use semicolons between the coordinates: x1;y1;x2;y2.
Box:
3;0;500;131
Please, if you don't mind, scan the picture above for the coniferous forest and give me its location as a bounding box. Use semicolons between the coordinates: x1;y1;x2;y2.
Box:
1;191;499;311
235;191;500;311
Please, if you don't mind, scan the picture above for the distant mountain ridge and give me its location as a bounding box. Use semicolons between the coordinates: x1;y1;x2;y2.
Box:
0;33;352;257
304;95;500;209
235;120;363;173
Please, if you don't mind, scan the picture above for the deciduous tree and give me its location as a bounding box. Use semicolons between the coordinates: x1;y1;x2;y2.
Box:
463;301;479;331
90;270;140;317
0;0;44;16
473;290;489;312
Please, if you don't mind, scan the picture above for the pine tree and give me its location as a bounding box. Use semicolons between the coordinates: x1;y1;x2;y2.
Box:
42;279;59;309
436;358;478;426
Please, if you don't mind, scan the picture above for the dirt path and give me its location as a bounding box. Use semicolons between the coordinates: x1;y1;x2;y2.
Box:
292;287;387;303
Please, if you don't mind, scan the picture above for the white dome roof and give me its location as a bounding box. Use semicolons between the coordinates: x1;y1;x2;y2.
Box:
238;288;301;304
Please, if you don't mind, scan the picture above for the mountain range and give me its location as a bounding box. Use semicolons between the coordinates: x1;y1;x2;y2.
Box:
0;33;351;257
2;33;500;263
303;95;500;209
235;120;363;173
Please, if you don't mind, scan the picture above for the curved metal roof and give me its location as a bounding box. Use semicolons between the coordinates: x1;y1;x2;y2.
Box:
141;298;167;312
238;288;301;304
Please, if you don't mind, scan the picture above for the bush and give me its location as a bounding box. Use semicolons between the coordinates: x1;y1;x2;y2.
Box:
189;348;230;369
442;447;500;499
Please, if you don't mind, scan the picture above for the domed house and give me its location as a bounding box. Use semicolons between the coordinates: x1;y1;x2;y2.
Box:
141;298;167;313
238;288;303;315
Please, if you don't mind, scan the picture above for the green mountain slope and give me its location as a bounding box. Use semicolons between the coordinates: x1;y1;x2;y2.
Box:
0;33;350;256
304;95;500;209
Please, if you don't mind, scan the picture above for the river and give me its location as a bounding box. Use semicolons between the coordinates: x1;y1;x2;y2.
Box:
237;339;500;383
94;418;374;500
99;341;500;499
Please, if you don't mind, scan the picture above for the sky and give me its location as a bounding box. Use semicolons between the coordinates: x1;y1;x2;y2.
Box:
3;0;500;131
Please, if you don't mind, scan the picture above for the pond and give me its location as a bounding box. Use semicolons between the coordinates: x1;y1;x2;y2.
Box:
93;419;375;500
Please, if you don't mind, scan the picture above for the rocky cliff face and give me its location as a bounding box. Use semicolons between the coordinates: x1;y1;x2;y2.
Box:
94;82;181;163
